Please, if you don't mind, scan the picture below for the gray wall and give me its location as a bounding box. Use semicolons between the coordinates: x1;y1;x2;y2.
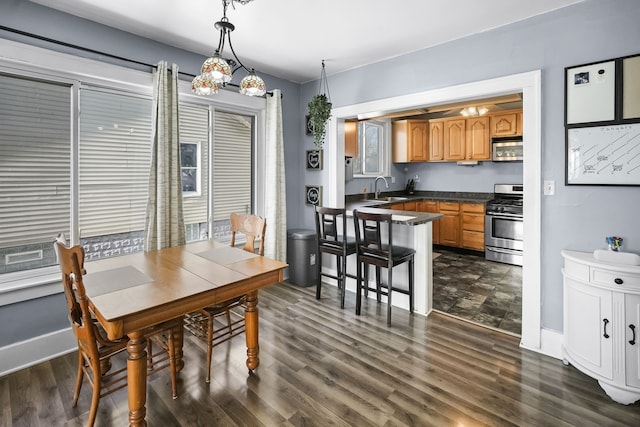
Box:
298;0;640;332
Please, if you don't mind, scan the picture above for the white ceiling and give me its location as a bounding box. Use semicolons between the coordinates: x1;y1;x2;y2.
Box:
31;0;584;83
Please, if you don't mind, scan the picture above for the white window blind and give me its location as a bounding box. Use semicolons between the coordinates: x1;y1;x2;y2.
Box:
78;89;152;238
180;104;209;226
213;111;253;221
0;75;71;248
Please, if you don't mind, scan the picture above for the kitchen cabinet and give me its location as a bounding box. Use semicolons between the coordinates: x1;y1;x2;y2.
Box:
461;203;485;251
344;121;358;157
419;200;440;244
443;119;466;161
490;110;522;137
465;117;491;161
403;201;417;211
392;120;428;162
429;121;444;161
562;250;640;405
390;202;405;211
437;201;460;246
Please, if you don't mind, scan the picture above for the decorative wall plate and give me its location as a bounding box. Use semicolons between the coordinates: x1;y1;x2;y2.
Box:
305;185;322;206
306;149;323;170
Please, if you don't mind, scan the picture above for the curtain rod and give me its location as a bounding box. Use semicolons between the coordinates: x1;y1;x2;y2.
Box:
0;25;277;97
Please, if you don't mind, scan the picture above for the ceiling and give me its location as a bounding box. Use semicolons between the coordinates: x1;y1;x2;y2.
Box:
31;0;584;84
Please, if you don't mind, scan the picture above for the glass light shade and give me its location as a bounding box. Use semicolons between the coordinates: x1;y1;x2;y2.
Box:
191;75;219;95
239;72;266;96
200;53;232;84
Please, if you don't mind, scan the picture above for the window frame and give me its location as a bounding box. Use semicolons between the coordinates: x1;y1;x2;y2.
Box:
0;38;267;301
353;119;391;178
180;141;202;197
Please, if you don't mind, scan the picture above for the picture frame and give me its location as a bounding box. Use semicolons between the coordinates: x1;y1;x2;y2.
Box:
305;114;313;135
305;185;322;206
565;59;616;125
306;149;323;170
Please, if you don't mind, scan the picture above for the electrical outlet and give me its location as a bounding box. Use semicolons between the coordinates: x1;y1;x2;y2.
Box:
544;180;555;195
391;176;395;184
414;174;420;182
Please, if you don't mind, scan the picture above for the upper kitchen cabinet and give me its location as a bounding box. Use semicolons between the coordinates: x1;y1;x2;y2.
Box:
344;121;358;157
429;121;444;161
392;119;428;162
443;118;466;161
490;109;522;137
465;116;491;160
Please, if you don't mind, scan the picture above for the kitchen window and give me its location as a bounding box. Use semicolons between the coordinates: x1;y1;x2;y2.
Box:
180;142;201;195
353;119;390;177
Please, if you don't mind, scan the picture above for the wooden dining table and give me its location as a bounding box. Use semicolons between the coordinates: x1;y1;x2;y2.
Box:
82;239;287;426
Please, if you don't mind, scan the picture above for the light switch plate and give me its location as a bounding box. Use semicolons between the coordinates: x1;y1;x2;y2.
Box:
544;180;555;195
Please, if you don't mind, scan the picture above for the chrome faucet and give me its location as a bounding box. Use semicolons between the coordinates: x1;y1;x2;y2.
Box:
374;176;389;199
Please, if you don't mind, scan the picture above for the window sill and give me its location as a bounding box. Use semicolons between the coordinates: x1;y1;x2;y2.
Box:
0;266;60;307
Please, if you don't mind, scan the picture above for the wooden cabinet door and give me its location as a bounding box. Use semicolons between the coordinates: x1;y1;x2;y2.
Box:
390;203;405;210
626;293;640;387
438;201;460;246
466;117;490;160
344;121;358;157
444;119;466;160
403;201;417;211
564;277;614;379
429;121;444;161
490;112;518;137
419;200;440;244
409;121;428;162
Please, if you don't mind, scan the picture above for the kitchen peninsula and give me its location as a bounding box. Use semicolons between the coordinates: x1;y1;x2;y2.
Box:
336;192;492;317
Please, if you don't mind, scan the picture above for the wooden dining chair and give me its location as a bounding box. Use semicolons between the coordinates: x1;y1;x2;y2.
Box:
183;213;267;383
352;210;415;326
314;206;357;308
54;237;181;427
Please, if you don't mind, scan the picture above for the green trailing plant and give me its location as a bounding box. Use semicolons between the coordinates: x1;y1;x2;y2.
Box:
308;93;332;149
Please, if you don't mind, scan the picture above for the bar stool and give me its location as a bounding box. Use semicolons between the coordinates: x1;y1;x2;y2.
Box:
314;206;357;308
353;209;415;326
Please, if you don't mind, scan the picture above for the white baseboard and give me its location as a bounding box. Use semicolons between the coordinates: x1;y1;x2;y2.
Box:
521;327;563;360
0;327;76;377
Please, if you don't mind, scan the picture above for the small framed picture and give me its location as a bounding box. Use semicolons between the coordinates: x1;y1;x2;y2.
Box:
306;149;323;170
305;185;322;206
305;115;313;135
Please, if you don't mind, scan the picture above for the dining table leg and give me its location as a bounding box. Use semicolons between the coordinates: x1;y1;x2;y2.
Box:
244;290;260;371
127;330;148;427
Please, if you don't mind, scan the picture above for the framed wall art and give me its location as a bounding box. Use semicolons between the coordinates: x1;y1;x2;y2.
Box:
565;60;616;125
306;149;323;170
305;185;322;206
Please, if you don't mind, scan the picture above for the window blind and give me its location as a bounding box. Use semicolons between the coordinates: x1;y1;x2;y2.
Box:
213;111;253;221
0;75;71;248
180;104;209;226
78;89;152;238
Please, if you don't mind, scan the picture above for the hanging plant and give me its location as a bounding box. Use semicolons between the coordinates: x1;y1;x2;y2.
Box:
307;61;332;150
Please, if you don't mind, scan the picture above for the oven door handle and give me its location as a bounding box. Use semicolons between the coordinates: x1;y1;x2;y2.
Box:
486;246;522;255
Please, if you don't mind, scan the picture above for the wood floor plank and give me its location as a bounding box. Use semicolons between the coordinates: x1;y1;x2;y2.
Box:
4;282;640;426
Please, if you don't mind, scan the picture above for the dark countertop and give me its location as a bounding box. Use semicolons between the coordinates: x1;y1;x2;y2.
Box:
344;191;492;226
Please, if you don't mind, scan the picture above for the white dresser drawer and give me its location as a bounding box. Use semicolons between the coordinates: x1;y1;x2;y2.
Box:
591;268;640;290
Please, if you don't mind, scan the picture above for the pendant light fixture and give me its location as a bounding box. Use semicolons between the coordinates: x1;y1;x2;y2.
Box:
192;0;266;97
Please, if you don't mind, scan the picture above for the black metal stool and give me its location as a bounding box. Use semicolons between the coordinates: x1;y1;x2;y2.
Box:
353;209;415;326
314;206;357;308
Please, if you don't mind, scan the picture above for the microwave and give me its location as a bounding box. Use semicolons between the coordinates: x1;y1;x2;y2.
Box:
491;136;523;161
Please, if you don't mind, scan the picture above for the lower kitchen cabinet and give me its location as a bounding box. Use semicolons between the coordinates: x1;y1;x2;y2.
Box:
437;201;460;246
419;200;440;244
461;202;485;250
562;250;640;405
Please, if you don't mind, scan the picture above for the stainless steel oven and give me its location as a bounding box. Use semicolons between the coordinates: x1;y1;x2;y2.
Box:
485;184;523;266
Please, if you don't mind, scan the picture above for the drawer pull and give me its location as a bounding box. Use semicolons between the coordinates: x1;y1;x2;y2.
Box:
630;325;637;346
603;318;610;339
614;278;624;285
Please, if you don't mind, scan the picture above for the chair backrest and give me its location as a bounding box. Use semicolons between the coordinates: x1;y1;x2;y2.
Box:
230;213;267;255
53;238;101;358
315;206;348;248
353;209;393;267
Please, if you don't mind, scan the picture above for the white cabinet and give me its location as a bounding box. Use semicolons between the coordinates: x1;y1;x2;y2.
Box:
562;250;640;405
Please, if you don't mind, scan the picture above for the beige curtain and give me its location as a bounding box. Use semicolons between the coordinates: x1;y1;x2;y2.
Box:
144;61;185;251
264;89;287;262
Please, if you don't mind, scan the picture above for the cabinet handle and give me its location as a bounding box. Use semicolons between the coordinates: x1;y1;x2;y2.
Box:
603;318;610;339
630;325;637;346
614;278;623;285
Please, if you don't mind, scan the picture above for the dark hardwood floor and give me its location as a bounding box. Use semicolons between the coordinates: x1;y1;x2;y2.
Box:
3;282;640;426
